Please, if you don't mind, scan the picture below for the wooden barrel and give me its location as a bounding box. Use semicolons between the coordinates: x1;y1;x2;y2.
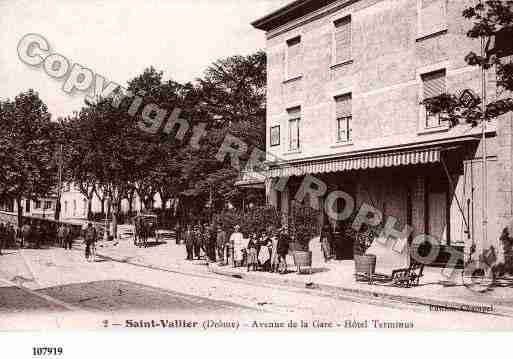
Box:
293;250;313;267
354;254;376;276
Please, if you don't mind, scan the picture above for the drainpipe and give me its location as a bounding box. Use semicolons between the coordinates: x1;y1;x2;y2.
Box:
480;15;488;253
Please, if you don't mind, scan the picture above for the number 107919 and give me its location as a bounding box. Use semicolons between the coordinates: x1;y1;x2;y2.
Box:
33;347;63;356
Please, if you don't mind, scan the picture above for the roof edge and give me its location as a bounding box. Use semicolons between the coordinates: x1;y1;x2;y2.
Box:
251;0;316;31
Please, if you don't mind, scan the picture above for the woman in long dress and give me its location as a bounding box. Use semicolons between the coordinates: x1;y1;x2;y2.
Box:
320;224;334;263
246;234;258;272
230;225;245;267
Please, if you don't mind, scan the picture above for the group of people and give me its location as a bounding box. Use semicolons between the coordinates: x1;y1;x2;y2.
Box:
182;223;292;274
0;220;54;251
231;225;291;274
183;224;226;262
0;222;16;255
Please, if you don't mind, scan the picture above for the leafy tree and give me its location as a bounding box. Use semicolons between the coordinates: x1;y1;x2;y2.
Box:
179;51;267;217
0;90;57;226
63;115;99;219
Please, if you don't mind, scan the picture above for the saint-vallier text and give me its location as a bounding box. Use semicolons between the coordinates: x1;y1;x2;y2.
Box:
125;319;199;328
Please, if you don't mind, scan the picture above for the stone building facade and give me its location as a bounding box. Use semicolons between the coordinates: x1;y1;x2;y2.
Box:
252;0;513;266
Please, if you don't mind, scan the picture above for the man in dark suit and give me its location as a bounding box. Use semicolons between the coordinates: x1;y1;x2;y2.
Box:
184;225;194;260
276;226;290;274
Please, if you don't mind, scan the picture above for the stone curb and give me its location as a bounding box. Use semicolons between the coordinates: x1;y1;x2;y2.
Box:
209;266;513;318
90;244;513;318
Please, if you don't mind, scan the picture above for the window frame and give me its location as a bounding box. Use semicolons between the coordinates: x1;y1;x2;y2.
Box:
334;93;353;143
336;115;352;143
289;118;300;151
287;107;301;152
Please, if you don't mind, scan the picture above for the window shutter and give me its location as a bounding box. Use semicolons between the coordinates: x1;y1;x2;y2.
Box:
287;106;301;119
421;0;439;8
419;0;445;35
334;17;351;64
422;70;446;99
287;37;301;78
335;94;352;117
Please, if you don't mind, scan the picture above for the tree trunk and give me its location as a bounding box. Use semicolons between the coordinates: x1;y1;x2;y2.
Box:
128;196;134;216
87;195;93;220
100;198;105;216
87;188;95;220
16;197;23;229
54;200;61;221
112;201;120;239
161;196;169;211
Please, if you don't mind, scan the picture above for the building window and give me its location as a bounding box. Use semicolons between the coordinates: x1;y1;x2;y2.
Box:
287;107;301;151
64;201;68;214
270;125;280;147
334;16;351;65
335;94;352;142
44;201;52;210
418;0;447;37
422;69;446;128
34;200;41;210
286;36;301;79
26;200;31;213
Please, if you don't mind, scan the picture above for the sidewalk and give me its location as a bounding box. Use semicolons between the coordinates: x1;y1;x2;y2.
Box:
91;239;513;317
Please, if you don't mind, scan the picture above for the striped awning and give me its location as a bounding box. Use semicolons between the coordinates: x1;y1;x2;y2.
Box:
268;147;441;178
234;169;266;188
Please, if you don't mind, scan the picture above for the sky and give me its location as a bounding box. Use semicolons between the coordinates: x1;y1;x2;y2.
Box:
0;0;289;118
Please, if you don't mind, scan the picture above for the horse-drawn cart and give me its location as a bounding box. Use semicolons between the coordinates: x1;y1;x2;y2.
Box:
133;214;159;248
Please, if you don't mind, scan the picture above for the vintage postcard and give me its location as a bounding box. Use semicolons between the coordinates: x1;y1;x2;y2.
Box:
1;0;513;346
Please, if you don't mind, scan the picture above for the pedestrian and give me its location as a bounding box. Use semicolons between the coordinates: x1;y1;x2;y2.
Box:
246;234;258;272
193;226;202;260
0;222;5;255
258;231;272;272
230;225;245;268
276;226;290;274
175;223;182;245
7;224;15;249
320;224;334;263
33;224;42;249
84;222;97;262
184;225;194;260
204;225;214;262
269;227;279;273
216;227;227;264
64;226;73;250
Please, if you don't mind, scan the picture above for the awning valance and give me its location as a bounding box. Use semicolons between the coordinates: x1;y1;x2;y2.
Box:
268;147;441;178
